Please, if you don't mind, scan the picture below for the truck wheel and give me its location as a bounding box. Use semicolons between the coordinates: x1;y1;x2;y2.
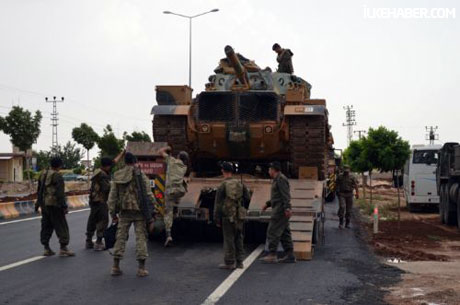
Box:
457;193;460;230
439;185;446;224
325;192;336;202
408;202;417;213
445;186;458;226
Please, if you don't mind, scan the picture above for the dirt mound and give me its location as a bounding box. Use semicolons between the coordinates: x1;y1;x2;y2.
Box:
369;218;460;261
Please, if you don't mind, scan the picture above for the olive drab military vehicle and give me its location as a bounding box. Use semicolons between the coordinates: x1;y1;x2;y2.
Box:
150;46;334;260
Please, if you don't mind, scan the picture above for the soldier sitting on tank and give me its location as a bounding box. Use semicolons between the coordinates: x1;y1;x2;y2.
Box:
272;43;294;74
158;146;189;247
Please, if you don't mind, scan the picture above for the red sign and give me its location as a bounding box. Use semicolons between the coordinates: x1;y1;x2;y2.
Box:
137;161;165;175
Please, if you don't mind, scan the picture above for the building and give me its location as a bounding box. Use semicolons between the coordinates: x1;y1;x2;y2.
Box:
0;152;25;182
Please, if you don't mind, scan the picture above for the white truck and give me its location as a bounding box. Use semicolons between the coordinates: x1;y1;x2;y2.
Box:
403;144;442;212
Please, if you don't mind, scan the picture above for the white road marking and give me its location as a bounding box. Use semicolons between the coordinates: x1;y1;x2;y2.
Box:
201;244;265;305
0;256;46;272
0;208;90;226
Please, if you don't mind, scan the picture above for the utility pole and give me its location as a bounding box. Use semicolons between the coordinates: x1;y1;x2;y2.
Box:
354;129;367;139
343;105;356;146
45;96;64;149
425;126;439;145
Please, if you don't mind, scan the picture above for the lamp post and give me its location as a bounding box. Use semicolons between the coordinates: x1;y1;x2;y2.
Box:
163;8;219;88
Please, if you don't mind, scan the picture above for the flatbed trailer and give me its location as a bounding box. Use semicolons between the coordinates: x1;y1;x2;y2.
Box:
177;176;325;260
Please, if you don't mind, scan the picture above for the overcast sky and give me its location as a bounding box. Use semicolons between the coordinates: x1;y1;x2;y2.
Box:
1;0;459;158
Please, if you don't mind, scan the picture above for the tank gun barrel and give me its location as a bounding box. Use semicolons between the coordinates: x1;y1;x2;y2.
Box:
224;45;248;86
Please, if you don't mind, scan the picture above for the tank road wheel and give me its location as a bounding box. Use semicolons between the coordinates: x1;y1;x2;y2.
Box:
289;116;327;180
152;115;188;154
446;185;458;226
440;185;446;224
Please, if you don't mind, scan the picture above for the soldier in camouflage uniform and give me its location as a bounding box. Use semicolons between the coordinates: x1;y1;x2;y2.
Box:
158;146;188;247
214;162;251;270
36;157;75;257
85;157;113;251
108;152;154;277
272;43;294;74
336;165;359;229
261;162;296;264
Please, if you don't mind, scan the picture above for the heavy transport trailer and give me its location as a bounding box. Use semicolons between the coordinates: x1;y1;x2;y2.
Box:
436;142;460;228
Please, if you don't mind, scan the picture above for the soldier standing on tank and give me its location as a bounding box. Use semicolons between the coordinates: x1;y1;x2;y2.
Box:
214;162;251;270
158;146;188;247
260;162;296;264
108;152;154;277
336;165;359;229
36;157;75;257
272;43;294;74
85;157;113;251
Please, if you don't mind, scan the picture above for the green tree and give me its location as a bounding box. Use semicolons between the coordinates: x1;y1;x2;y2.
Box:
124;131;151;142
33;150;51;171
97;125;125;159
51;141;83;169
343;139;372;198
0;106;42;183
72;123;99;175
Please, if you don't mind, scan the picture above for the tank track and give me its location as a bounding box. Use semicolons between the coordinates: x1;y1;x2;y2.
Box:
152;115;188;155
289;116;328;180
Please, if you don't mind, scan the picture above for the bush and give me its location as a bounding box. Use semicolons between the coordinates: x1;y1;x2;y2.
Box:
22;169;40;181
73;167;82;175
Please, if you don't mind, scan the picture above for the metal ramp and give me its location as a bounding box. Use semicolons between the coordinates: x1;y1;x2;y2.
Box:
289;180;324;260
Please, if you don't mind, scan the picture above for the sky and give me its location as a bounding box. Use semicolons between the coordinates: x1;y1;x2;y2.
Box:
1;0;459;158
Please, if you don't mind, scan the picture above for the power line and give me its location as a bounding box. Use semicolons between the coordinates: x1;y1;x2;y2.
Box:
343;105;356;146
425;126;439;145
45;96;64;149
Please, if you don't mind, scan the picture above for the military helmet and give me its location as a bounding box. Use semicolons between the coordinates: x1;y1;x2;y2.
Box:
221;161;234;173
178;151;189;165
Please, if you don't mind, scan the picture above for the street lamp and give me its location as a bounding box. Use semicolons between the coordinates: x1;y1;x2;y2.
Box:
163;8;219;88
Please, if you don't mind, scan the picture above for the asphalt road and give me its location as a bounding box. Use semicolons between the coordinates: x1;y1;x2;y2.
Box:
0;201;401;305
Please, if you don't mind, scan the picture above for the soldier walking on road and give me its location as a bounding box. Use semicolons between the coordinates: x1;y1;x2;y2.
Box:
336;165;359;229
85;157;113;250
260;162;296;264
108;152;154;277
272;43;294;74
158;146;188;247
36;157;75;257
214;162;251;270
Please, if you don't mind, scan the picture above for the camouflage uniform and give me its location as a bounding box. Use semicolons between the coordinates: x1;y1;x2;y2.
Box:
37;169;70;247
266;172;293;253
108;166;153;261
164;155;187;237
277;49;294;74
214;178;251;265
336;173;358;226
86;169;111;243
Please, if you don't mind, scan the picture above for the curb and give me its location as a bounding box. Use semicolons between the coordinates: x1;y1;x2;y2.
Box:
0;195;89;220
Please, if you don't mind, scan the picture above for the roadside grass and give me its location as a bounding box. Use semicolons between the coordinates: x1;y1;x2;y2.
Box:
357;198;399;221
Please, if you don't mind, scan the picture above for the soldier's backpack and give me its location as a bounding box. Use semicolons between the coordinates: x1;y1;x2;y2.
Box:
224;179;246;221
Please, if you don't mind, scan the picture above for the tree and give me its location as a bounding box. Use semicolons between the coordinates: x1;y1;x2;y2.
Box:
365;126;410;225
0;106;42;183
343;139;372;199
51;141;83;169
124;131;151;142
97;125;125;159
33;150;51;171
72;123;99;174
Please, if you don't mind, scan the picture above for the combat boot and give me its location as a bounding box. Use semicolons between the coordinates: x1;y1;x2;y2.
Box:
164;236;173;247
59;246;75;257
236;261;244;269
279;251;297;263
259;252;278;264
137;260;149;277
94;238;105;251
111;258;123;276
345;221;351;229
43;246;55;256
85;240;94;249
339;218;344;229
218;263;236;270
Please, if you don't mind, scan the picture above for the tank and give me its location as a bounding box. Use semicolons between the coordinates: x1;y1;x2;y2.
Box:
152;45;332;180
